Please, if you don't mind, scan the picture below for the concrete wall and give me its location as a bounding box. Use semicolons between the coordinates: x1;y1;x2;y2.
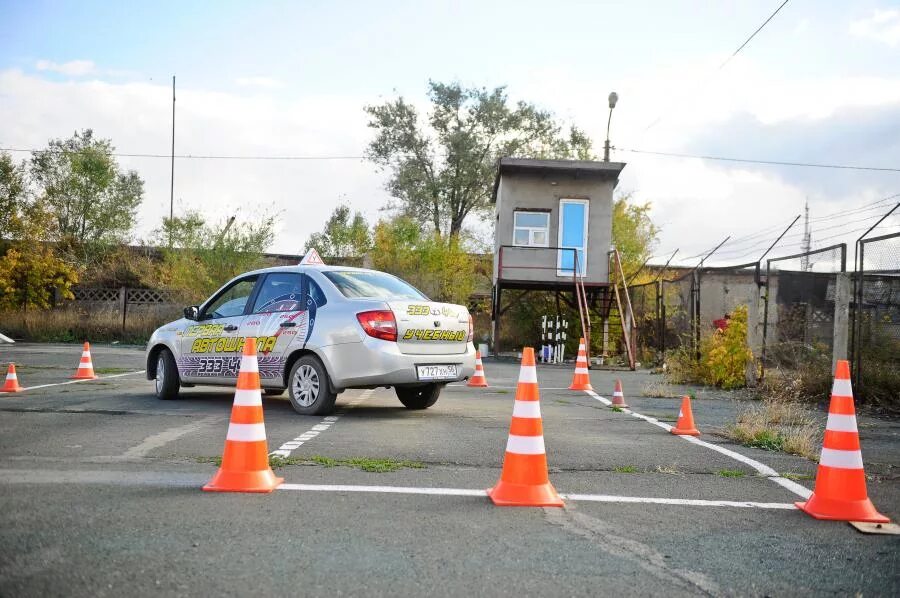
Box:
493;171;613;284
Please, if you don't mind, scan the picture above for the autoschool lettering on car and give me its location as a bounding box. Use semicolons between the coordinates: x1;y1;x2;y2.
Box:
190;335;278;354
402;329;467;341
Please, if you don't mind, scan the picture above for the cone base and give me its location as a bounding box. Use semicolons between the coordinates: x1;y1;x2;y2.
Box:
568;383;592;391
795;496;889;524
467;379;488;388
0;385;23;393
202;468;284;493
611;401;629;408
71;374;99;380
487;480;564;507
670;428;700;436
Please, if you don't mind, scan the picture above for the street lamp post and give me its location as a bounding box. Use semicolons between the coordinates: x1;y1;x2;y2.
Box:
603;91;618;162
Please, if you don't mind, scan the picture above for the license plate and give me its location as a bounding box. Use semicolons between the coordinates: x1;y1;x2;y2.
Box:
416;364;458;381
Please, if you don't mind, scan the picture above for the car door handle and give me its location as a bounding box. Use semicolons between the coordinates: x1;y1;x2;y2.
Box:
279;322;297;328
223;324;238;332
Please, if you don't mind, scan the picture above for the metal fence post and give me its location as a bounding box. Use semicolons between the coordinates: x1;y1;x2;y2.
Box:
832;273;851;372
120;287;127;335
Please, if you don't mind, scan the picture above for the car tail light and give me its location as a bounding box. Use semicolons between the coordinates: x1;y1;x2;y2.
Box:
356;310;398;342
467;314;474;343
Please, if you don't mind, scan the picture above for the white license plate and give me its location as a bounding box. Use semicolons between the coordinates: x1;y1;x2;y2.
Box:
416;364;458;381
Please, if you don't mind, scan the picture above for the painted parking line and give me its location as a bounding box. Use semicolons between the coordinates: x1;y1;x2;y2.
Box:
583;389;813;499
19;370;147;391
277;483;797;509
270;389;374;457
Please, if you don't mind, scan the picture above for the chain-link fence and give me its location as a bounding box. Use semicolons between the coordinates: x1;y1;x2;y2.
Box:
854;232;900;408
760;244;846;384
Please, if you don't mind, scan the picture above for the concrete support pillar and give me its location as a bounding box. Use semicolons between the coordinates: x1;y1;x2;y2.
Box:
745;284;764;387
832;273;850;372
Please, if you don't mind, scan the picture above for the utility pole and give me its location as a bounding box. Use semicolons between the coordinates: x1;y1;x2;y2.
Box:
800;199;811;271
169;75;176;245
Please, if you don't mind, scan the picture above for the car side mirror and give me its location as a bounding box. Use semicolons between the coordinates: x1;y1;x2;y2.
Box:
183;306;200;321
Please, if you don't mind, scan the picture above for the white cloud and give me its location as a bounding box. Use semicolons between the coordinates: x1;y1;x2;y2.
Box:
35;59;96;76
234;76;284;89
850;9;900;46
0;68;388;254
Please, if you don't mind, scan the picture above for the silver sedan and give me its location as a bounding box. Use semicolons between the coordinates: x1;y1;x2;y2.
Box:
146;263;476;415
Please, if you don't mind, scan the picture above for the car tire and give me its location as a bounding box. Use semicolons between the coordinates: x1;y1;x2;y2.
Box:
287;356;337;415
155;348;180;400
395;384;443;410
264;388;286;396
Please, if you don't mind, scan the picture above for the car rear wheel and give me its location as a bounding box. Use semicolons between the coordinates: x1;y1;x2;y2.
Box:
155;348;180;400
288;356;337;415
396;384;443;409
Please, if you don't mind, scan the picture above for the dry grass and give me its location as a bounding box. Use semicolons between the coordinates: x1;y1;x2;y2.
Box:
641;381;677;398
0;306;178;344
725;400;822;460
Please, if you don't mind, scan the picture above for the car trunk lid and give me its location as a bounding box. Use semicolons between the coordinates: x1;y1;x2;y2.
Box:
389;301;469;355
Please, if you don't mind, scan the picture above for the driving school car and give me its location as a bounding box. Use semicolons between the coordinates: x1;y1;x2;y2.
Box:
145;250;476;415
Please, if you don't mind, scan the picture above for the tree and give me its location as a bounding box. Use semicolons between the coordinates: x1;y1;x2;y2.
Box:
612;194;659;281
365;81;593;239
305;203;372;258
0;246;78;310
371;216;474;305
0;152;28;240
30;129;143;253
153;210;277;301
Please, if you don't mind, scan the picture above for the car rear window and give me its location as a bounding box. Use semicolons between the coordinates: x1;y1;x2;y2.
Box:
323;271;427;300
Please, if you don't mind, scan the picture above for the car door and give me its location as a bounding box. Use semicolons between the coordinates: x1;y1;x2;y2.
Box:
240;272;325;384
178;275;260;384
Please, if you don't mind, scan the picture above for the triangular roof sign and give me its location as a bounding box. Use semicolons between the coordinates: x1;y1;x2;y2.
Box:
300;248;325;266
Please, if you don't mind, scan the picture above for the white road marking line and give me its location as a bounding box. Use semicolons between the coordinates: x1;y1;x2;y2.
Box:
583;390;813;499
270;389;374;457
19;370;147;391
277;483;797;509
114;416;220;460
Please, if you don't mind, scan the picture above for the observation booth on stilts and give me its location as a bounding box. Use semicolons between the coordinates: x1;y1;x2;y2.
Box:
491;158;635;368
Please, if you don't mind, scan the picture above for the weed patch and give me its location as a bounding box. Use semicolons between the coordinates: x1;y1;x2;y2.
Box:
93;367;130;374
195;456;222;466
716;469;746;478
641;382;676;398
614;465;638;473
725;401;821;460
780;472;815;481
611;406;624;413
282;455;426;473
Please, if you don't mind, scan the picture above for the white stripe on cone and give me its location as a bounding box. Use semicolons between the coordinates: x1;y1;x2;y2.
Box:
819;447;864;469
505;435;546;455
831;378;852;398
518;366;537;384
233;388;263;406
825;413;858;433
239;355;259;373
7;374;16;380
81;351;90;358
574;367;589;374
613;391;624;397
226;422;267;442
512;400;541;418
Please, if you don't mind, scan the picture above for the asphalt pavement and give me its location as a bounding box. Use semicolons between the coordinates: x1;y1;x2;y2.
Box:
0;343;897;596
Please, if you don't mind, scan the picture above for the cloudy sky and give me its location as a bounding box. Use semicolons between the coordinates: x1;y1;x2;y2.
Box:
1;0;898;266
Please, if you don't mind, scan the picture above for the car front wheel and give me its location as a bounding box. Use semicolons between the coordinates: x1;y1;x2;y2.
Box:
288;356;337;415
395;384;443;409
155;348;180;400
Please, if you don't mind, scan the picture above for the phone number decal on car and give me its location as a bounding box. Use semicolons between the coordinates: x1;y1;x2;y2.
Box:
402;329;466;341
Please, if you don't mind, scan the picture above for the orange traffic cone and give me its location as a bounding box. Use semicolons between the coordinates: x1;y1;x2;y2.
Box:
568;338;593;391
468;350;488;387
611;379;628;408
1;364;23;393
488;347;563;507
203;337;284;493
71;342;98;380
795;360;888;523
670;396;700;436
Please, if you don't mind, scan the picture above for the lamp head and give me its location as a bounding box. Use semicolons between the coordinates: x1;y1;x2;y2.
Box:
608;91;619;109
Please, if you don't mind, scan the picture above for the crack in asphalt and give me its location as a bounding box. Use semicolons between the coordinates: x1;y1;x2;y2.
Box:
543;505;721;597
